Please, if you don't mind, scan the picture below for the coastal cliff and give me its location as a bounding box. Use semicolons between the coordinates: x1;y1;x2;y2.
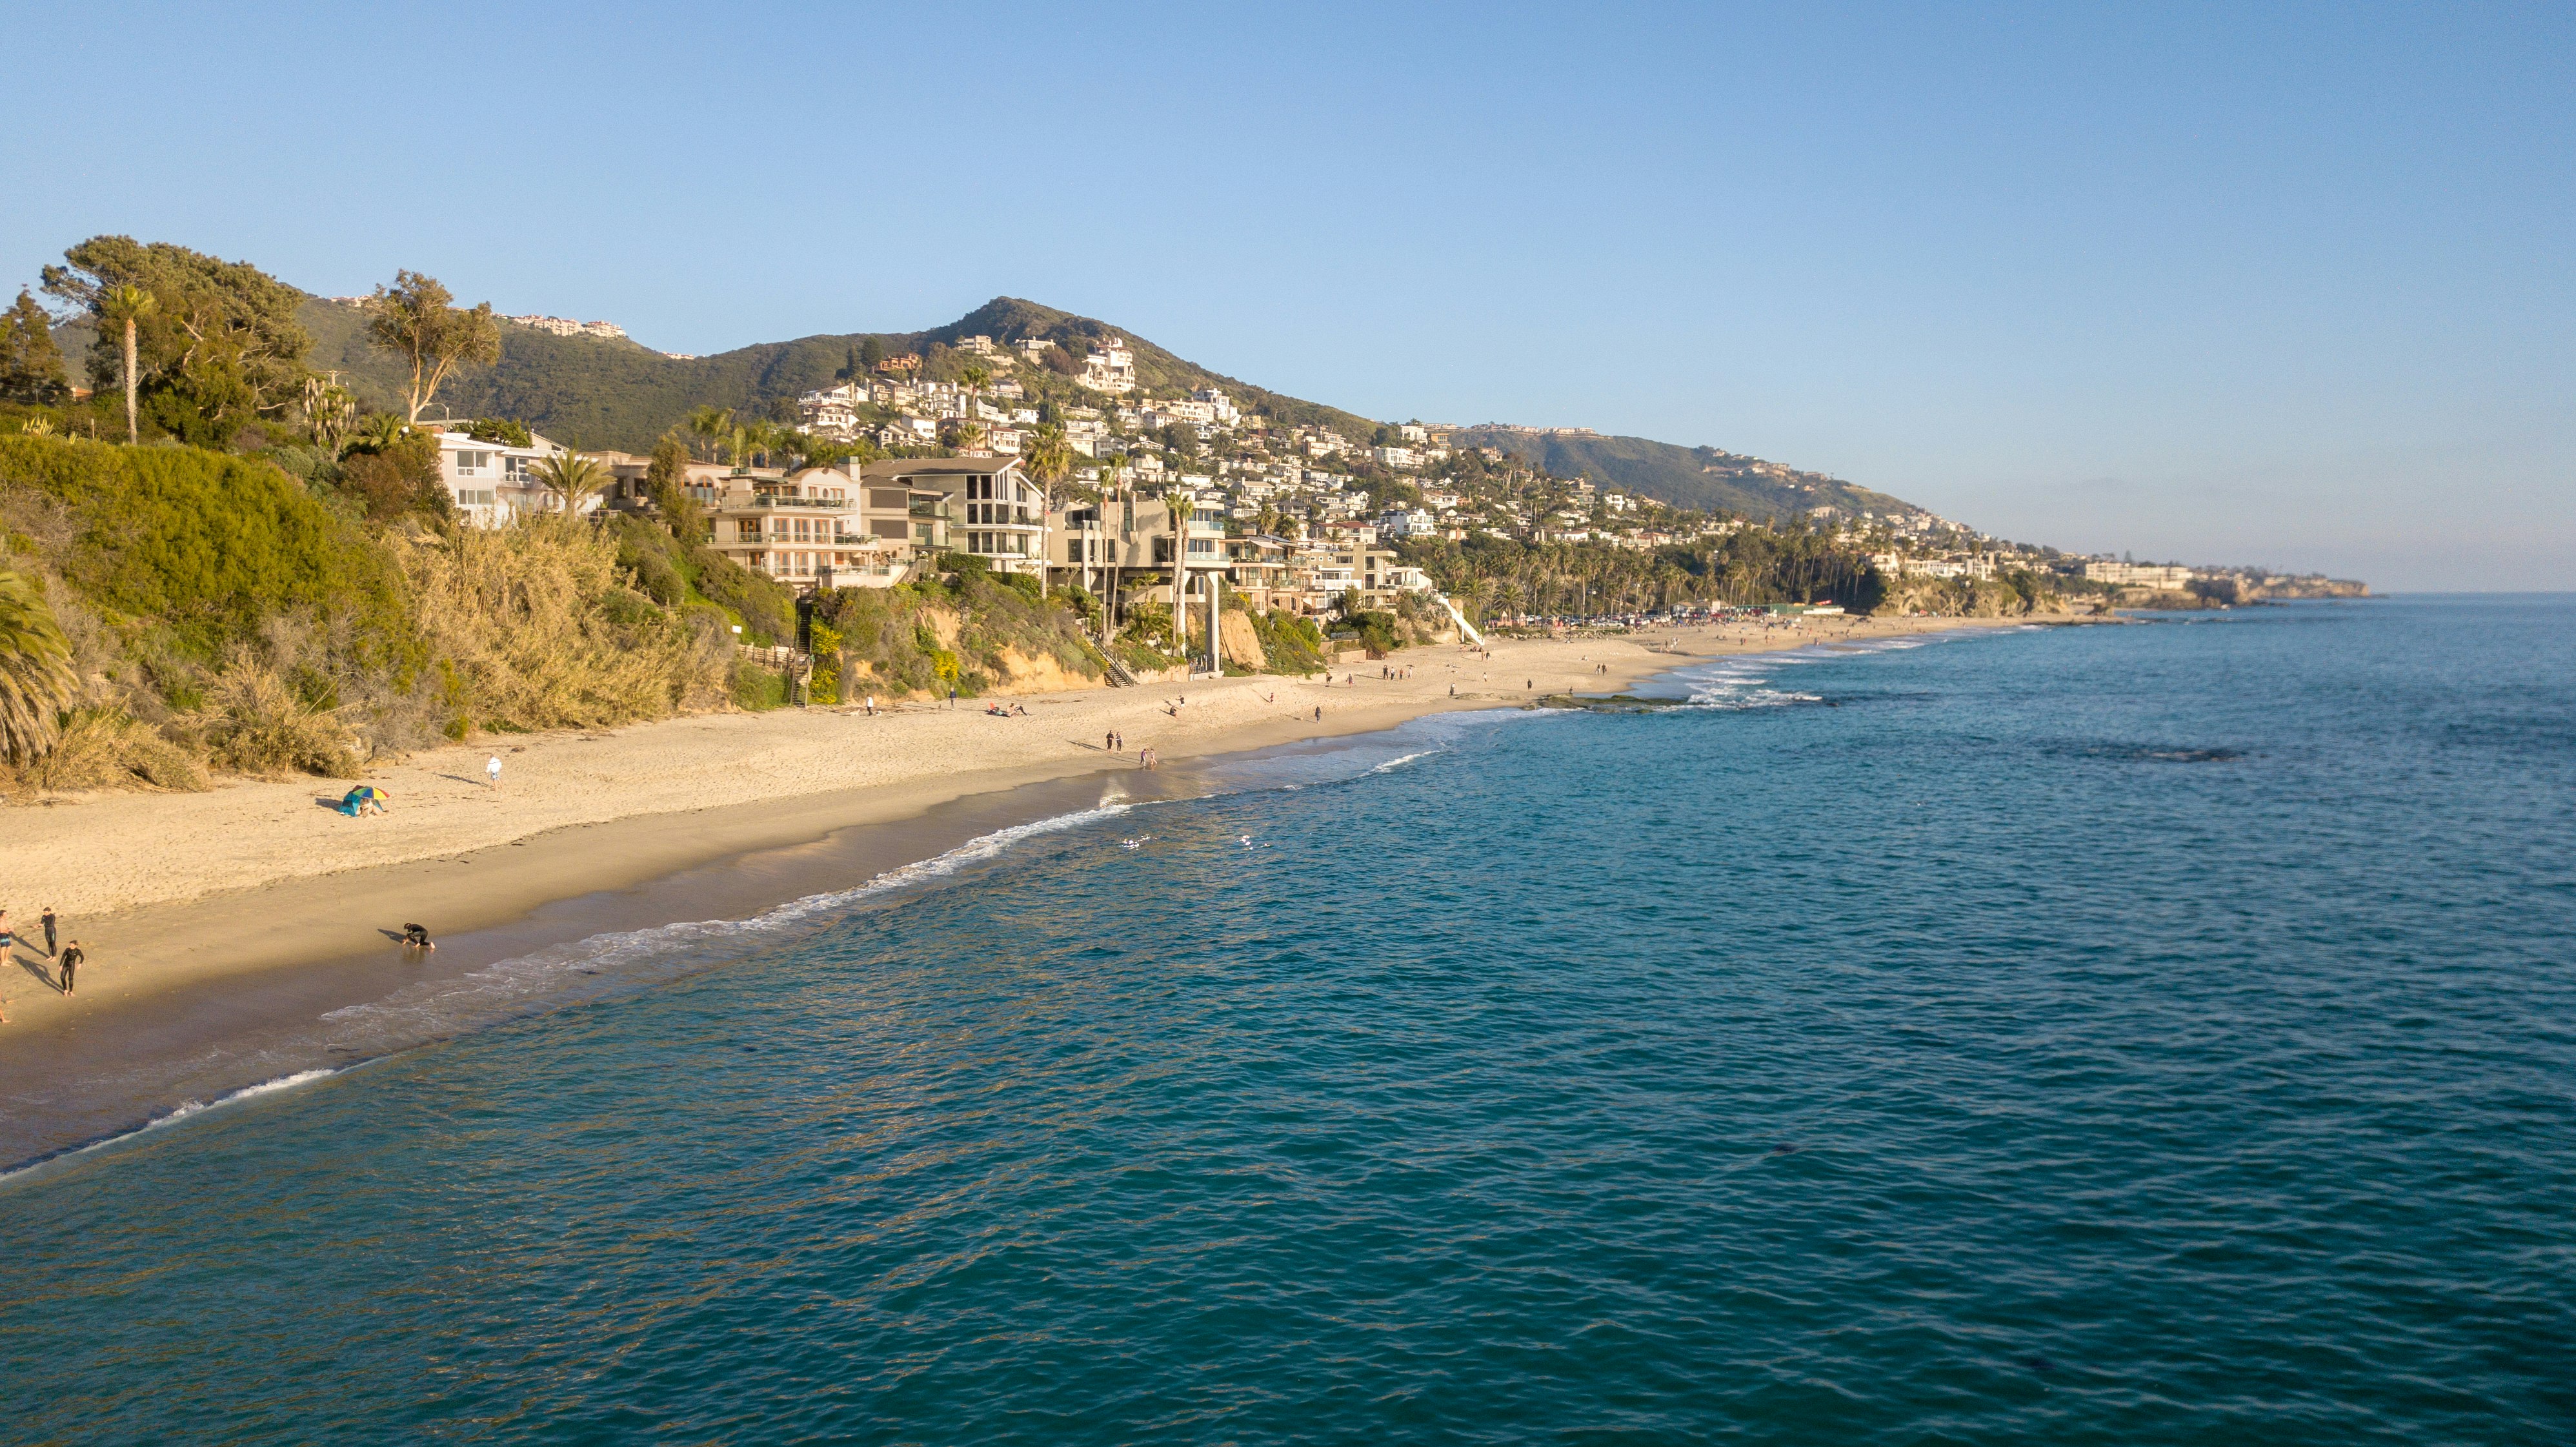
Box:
1871;573;2075;618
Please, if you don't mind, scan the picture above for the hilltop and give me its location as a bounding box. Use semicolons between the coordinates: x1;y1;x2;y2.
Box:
295;296;1382;455
281;293;1927;524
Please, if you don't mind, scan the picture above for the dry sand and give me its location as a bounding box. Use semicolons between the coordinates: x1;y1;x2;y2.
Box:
0;616;2006;1032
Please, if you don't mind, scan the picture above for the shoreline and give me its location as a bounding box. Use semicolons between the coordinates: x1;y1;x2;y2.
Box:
0;616;2022;1168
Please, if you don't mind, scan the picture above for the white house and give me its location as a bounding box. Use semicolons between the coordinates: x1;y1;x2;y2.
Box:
428;425;598;527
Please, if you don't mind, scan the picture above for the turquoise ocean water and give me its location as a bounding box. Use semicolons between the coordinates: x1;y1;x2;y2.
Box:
2;596;2570;1443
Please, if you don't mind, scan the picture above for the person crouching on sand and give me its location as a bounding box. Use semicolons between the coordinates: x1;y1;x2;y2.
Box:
401;924;437;951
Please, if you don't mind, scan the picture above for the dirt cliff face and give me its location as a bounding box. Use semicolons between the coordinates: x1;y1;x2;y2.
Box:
1218;612;1268;670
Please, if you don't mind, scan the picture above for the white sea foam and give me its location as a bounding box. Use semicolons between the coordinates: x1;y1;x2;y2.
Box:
316;802;1134;1040
0;1068;341;1185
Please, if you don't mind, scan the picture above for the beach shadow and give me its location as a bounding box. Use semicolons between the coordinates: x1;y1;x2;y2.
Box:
10;947;55;991
1067;740;1107;751
313;795;350;813
376;927;410;944
436;774;491;789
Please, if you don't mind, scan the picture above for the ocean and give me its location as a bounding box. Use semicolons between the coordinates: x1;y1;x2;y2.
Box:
2;596;2570;1444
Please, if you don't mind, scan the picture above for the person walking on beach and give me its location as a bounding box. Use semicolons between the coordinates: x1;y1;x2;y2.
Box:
0;910;12;960
485;754;503;791
57;940;82;995
949;686;958;710
41;907;57;959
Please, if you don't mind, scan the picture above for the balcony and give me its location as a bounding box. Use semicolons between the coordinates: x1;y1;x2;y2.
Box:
747;494;852;510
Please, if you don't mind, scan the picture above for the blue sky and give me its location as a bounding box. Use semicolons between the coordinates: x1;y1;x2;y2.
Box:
5;1;2568;588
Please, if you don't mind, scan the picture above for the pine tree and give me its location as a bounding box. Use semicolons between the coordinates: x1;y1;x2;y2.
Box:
0;290;69;403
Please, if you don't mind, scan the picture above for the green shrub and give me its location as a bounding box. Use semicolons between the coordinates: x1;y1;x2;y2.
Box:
0;435;415;670
731;656;789;710
683;541;795;644
1248;608;1329;673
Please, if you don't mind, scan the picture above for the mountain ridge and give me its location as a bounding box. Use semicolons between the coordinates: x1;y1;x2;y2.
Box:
86;289;1937;525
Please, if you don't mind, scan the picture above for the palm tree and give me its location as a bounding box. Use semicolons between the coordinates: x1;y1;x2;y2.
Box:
1023;423;1072;494
689;405;733;463
530;451;608;514
349;413;410;454
0;569;77;764
98;285;155;443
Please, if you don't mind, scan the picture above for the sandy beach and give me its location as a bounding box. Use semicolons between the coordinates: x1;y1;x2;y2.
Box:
0;616;2007;1049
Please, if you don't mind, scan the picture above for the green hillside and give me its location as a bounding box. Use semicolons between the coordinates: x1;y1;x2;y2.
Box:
125;283;1938;523
297;296;1381;454
1449;427;1920;525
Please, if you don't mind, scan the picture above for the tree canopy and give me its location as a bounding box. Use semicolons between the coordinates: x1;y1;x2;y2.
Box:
39;236;312;445
364;270;501;423
0;291;69;404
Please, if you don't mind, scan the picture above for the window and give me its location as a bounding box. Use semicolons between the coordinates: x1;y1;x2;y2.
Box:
455;451;489;475
736;520;762;541
503;456;532;482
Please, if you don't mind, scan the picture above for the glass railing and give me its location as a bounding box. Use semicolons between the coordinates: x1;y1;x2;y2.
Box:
747;495;853;509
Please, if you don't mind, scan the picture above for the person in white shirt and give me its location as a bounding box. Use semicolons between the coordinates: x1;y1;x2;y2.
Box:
485;755;503;791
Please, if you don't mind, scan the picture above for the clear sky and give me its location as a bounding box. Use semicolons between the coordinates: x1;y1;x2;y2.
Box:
5;1;2568;589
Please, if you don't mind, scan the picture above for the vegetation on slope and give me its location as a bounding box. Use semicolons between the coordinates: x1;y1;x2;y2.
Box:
1399;523;1891;618
0;435;757;796
1449;427;1915;527
299;294;1390;453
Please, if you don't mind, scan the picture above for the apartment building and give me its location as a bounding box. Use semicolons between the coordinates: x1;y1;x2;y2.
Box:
863;456;1045;576
2084;560;2195;589
1047;492;1224;605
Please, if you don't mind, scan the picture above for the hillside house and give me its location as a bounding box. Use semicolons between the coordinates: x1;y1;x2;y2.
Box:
425;424;593;527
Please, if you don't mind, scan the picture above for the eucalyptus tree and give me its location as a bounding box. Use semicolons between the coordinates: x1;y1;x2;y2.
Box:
363;271;501;423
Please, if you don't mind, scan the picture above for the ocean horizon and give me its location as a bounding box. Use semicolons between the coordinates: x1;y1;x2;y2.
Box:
2;596;2569;1442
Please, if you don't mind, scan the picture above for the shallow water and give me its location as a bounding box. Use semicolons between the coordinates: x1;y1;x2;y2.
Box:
2;597;2570;1443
